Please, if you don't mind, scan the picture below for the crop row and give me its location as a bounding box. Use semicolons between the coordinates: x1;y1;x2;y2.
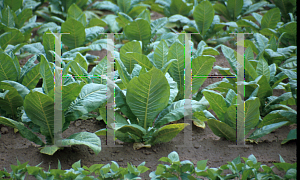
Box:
0;0;297;155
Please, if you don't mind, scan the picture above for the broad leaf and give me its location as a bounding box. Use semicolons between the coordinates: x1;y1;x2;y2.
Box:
153;39;169;70
115;86;138;124
120;41;142;74
61;18;85;49
24;91;57;144
65;83;107;122
126;52;153;70
21;64;41;90
43;31;55;62
261;8;281;30
118;0;132;14
207;119;236;141
170;0;193;16
67;4;87;26
40;55;54;95
126;67;170;130
59;132;101;155
193;1;214;36
147;123;189;145
168;41;185;100
0;82;23;116
124;19;151;49
192;55;216;94
154;99;207;128
256;57;270;82
221;45;237;74
248;121;288;140
227;0;243;20
281;129;297;144
203;90;227;120
0;116;44;146
0;52;19;82
0;29;25;50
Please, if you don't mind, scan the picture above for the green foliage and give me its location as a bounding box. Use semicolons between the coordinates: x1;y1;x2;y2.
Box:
1;152;295;179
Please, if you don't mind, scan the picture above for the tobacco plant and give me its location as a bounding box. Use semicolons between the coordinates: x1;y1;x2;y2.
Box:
96;67;209;149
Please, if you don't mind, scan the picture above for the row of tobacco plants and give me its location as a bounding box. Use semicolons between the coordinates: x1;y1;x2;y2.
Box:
0;0;297;159
0;151;297;179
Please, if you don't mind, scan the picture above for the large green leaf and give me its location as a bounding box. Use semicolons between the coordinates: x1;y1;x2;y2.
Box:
120;41;142;74
124;19;151;49
62;61;89;84
40;55;54;95
0;30;25;50
61;18;85;49
153;39;169;70
59;132;101;155
15;8;32;28
193;1;214;36
0;80;29;100
221;45;237;74
207;119;236;141
0;116;44;146
64;83;107;122
154;99;207;128
213;3;231;21
258;110;296;128
256;57;270;82
0;82;23;116
115;86;138;124
126;67;170;130
48;82;84;112
1;6;15;28
21;63;41;90
281;129;296;144
4;0;23;11
74;53;88;72
103;14;121;33
244;97;260;134
89;57;107;84
67;3;87;27
272;0;294;21
150;17;168;35
203;90;227;121
116;12;133;28
248;121;288;140
192;55;215;94
91;1;120;13
125;52;153;70
170;0;193;16
227;0;243;20
115;57;131;88
168;41;185;100
117;0;132;14
43;31;55;63
254;33;269;53
261;8;281;29
147;123;189;145
115;123;146;139
255;75;272;102
0;52;19;81
24;91;56;144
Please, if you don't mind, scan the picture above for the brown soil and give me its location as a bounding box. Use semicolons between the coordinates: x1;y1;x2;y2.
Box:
0;118;296;179
1;52;296;179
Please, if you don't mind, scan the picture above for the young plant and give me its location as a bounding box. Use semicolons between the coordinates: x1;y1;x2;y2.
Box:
0;56;108;155
0;2;42;51
0;159;149;179
96;67;208;149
